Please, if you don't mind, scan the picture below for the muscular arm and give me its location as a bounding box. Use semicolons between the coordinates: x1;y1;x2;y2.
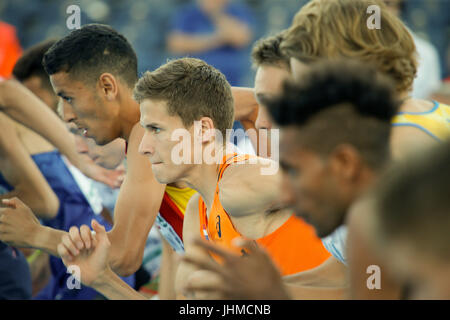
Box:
158;237;180;299
107;124;166;276
0;113;59;218
232;87;258;121
0;80;81;166
175;193;206;298
219;159;282;218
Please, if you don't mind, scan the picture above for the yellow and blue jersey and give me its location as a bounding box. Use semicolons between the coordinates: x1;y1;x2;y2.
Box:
392;101;450;142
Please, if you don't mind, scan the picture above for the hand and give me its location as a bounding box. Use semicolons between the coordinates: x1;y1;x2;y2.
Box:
182;237;291;300
77;156;125;189
57;220;111;287
0;197;41;247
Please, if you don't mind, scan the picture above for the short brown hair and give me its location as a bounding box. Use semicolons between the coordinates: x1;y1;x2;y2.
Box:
133;58;234;136
282;0;417;94
251;32;290;70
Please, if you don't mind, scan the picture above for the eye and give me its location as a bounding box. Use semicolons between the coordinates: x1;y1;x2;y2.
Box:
63;96;73;104
151;126;161;134
280;161;298;178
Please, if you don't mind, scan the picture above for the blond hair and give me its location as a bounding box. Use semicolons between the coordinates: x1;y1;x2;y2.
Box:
282;0;417;93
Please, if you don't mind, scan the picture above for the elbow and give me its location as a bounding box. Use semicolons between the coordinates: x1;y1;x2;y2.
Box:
15;186;59;219
109;249;142;277
0;79;20;107
36;186;59;219
41;193;59;219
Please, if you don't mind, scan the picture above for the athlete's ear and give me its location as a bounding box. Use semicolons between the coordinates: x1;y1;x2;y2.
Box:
98;73;118;101
329;144;361;183
199;117;216;143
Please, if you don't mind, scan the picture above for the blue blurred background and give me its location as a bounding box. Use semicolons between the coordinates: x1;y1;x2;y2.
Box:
1;0;449;86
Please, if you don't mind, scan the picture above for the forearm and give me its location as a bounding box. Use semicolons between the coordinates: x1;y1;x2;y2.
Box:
107;181;164;275
214;14;252;47
93;267;147;300
107;223;150;276
158;239;178;300
232;87;258;121
33;225;66;257
0;188;58;220
167;33;224;54
0;80;82;168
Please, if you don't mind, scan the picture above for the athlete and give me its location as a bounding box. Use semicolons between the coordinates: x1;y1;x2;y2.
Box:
42;24;194;299
0;40;134;299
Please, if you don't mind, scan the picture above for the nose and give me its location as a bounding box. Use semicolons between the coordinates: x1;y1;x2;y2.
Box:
138;130;155;156
59;99;76;123
255;105;272;130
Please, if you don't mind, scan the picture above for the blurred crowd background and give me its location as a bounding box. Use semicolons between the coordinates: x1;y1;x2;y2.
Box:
1;0;449;88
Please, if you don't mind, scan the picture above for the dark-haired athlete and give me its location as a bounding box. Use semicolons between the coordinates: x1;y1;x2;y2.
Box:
0;39;135;299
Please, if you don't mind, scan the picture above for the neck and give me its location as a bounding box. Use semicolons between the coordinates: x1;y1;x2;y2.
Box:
182;143;235;208
184;162;221;208
117;86;141;141
398;90;412;103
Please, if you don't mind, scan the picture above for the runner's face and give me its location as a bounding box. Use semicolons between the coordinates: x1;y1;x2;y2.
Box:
279;127;348;238
254;64;291;131
139;99;194;184
50;71;120;145
254;64;291;158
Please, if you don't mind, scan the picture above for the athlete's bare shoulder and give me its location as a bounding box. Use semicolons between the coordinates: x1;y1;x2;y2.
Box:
219;156;282;218
399;98;435;113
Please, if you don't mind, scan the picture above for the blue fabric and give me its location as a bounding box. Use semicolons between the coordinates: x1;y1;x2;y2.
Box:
0;150;134;299
170;3;254;86
321;225;347;265
0;241;32;300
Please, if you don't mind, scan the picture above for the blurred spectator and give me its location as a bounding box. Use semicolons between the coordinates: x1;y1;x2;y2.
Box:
384;0;442;99
167;0;254;86
0;21;22;78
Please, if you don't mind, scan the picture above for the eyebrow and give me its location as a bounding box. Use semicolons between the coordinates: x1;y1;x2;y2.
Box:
57;91;69;98
140;121;162;129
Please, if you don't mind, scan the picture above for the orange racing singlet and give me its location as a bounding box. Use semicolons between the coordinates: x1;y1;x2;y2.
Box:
198;153;330;276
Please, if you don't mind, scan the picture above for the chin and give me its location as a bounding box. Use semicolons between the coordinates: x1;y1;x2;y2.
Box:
153;169;175;184
95;137;113;146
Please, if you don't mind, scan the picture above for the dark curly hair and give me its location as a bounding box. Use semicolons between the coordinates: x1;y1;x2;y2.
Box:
268;59;400;170
43;24;138;88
